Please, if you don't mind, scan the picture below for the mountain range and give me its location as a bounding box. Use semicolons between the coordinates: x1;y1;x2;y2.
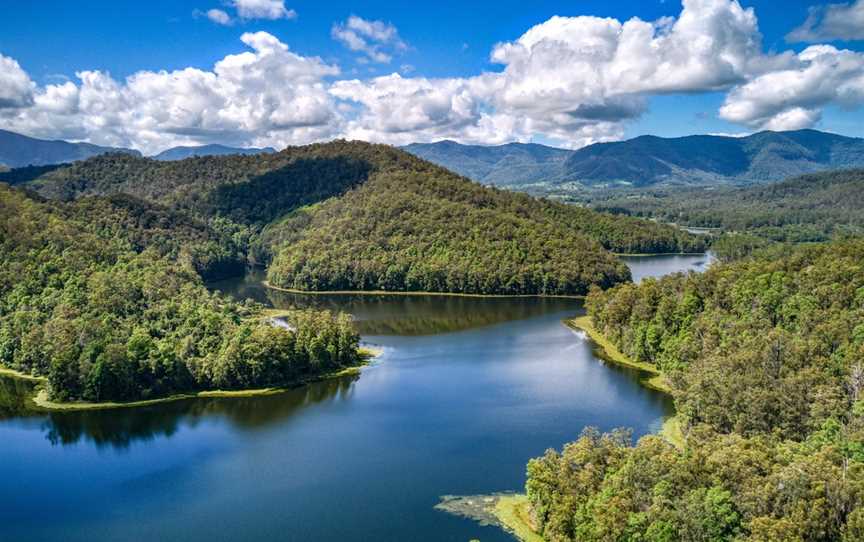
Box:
0;129;276;168
405;129;864;188
0;129;140;168
4;128;864;189
152;144;275;161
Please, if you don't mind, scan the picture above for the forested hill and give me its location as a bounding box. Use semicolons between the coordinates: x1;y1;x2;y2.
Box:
0;184;360;403
406;130;864;188
4;141;703;295
593;168;864;242
13;141;385;226
527;239;864;540
263;151;704;295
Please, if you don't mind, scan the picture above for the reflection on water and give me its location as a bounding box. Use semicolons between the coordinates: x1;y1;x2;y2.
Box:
0;376;39;419
210;268;582;335
0;255;703;542
7;375;357;450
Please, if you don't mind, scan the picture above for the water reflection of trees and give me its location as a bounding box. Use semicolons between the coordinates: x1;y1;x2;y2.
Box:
0;377;40;419
209;269;585;335
0;373;358;450
268;290;583;335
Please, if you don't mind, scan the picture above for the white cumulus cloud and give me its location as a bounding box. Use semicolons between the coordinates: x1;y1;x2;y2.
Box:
332;16;408;64
1;32;339;154
233;0;296;21
720;45;864;130
5;0;864;152
787;0;864;42
206;9;232;25
0;54;35;109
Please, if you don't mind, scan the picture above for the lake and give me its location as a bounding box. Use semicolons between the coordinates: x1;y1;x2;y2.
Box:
0;255;708;542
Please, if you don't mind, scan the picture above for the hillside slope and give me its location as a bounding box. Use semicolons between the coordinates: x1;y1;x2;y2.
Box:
7;140;704;294
403;140;571;186
0;129;139;168
593;168;864;241
0;184;360;403
264;146;704;295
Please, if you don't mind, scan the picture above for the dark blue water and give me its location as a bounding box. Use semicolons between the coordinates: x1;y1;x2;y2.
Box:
0;257;695;542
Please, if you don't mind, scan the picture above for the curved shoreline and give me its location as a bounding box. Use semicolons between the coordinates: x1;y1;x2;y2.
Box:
565;315;685;448
3;347;383;412
565;316;671;394
262;280;587;299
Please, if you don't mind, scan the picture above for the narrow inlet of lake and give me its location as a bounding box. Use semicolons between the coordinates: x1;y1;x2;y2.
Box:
0;255;707;542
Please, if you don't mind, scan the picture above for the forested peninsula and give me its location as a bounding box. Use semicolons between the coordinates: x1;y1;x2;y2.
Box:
526;239;864;541
0;185;359;404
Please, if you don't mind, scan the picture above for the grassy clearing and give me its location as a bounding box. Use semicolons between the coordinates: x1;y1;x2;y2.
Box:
660;415;686;450
494;495;545;542
0;366;45;382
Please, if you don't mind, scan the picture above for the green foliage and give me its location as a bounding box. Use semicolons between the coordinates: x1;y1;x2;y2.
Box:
529;240;864;541
12;140;704;294
0;185;360;402
266;147;704;295
593;169;864;244
527;427;864;542
588;240;864;438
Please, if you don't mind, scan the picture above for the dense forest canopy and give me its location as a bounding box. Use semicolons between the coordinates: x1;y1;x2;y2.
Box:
0;185;360;403
3;140;704;295
527;240;864;540
264;154;704;295
592;168;864;243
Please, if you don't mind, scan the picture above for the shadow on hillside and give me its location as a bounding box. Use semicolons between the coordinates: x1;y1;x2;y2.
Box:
207;156;373;225
0;163;65;186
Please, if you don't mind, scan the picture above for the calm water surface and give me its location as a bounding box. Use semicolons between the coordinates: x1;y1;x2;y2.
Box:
0;256;704;542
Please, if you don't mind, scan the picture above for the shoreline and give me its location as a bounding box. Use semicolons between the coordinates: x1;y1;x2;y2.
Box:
565;316;671;394
565;315;685;449
0;366;46;382
3;347;383;412
614;252;707;257
439;317;687;542
262;280;586;299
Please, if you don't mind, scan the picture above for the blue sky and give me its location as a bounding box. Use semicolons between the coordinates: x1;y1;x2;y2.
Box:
1;0;864;152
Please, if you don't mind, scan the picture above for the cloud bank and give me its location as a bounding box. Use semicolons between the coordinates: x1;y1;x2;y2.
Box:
3;0;864;153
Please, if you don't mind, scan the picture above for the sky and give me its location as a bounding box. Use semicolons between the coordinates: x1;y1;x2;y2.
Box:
1;0;864;154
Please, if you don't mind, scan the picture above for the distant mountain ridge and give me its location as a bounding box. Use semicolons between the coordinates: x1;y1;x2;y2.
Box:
402;140;571;186
0;129;277;168
405;130;864;188
0;129;139;168
153;144;276;161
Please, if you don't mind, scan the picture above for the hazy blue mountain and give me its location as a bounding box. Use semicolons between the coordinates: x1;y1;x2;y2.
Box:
0;129;139;168
563;129;864;187
153;144;276;161
406;130;864;188
402;140;572;185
